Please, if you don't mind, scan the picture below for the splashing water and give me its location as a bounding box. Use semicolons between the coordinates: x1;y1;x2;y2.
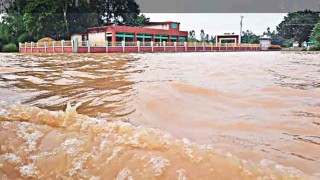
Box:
0;101;314;179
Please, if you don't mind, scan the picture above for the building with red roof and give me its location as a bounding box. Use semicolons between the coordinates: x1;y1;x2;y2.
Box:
83;21;188;46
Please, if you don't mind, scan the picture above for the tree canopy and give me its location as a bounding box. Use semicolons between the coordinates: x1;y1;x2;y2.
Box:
310;22;320;43
241;30;260;44
277;10;320;46
2;0;145;42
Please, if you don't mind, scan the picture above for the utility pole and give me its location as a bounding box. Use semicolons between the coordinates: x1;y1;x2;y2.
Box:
240;16;244;44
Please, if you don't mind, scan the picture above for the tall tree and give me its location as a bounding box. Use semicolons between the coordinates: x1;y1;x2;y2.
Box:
127;14;150;27
277;10;320;46
95;0;140;26
4;0;142;41
188;30;196;42
310;22;320;44
210;35;215;43
241;30;260;44
200;29;205;42
205;34;209;43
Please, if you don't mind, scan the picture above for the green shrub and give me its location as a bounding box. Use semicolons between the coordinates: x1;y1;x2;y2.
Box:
2;43;18;52
310;45;320;51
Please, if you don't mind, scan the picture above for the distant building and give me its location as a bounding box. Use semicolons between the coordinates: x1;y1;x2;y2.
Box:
215;34;240;46
259;35;271;50
73;22;189;46
0;0;10;13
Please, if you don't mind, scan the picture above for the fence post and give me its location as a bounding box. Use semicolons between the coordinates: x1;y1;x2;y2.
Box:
87;41;90;53
137;41;140;53
202;42;205;51
45;42;47;53
106;41;109;53
184;42;187;52
71;40;74;53
31;42;33;53
194;42;197;51
25;43;27;53
210;42;213;51
163;41;166;52
53;41;55;53
218;43;221;51
174;42;177;52
72;39;78;53
61;40;65;53
122;41;125;53
151;41;154;52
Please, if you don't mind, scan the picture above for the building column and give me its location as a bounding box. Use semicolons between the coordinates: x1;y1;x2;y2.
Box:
215;37;218;46
178;35;180;42
168;35;171;43
134;33;137;42
112;31;116;46
152;34;155;42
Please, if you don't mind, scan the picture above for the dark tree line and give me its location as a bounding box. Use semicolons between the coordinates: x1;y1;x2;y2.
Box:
277;10;320;46
0;0;149;44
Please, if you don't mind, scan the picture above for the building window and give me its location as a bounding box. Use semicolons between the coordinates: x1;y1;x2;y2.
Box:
170;36;178;42
115;32;134;42
155;35;168;43
179;36;187;42
171;23;178;29
137;34;152;42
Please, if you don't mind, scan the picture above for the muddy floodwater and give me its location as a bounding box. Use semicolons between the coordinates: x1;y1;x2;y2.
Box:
0;52;319;179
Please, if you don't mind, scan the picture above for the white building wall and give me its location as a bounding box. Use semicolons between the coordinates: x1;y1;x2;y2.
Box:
88;32;105;43
143;24;169;30
71;34;82;46
260;39;271;50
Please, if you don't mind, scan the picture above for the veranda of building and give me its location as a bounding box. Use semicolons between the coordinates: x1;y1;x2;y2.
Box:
81;22;188;46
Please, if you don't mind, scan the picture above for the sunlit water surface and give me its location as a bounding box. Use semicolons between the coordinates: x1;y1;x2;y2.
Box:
0;52;319;179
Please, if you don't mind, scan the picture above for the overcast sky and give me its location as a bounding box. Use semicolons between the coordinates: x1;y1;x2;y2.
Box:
144;13;287;38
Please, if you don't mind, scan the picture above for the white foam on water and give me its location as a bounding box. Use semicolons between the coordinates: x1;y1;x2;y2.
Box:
17;122;43;151
3;153;22;164
19;163;38;178
177;169;187;180
106;147;124;163
145;155;171;176
116;167;133;180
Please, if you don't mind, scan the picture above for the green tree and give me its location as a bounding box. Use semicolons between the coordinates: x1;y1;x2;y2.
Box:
127;14;150;27
188;30;197;42
4;0;143;41
241;30;259;44
0;23;16;45
200;29;205;42
210;35;216;43
310;22;320;43
277;10;320;47
205;34;209;43
95;0;140;26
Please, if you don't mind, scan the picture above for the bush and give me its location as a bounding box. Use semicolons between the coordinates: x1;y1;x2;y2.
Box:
2;43;18;52
310;45;320;51
268;45;282;50
0;42;3;52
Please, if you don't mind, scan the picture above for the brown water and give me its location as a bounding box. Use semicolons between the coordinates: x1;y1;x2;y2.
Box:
0;52;319;179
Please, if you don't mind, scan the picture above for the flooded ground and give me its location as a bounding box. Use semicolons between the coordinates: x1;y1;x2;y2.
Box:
0;52;319;179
